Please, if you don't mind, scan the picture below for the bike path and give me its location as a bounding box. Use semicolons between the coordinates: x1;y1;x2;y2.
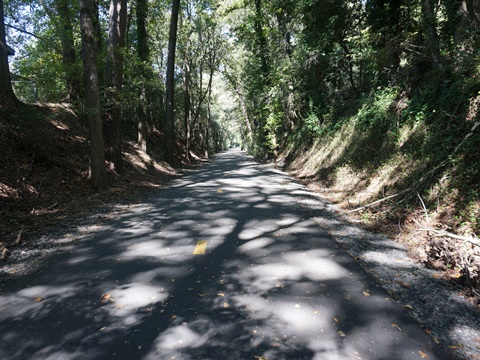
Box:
0;149;450;359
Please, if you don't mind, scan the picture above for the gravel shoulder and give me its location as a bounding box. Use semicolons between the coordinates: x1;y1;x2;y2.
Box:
262;162;480;360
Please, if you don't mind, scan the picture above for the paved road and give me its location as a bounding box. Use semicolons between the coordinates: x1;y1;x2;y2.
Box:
0;150;450;360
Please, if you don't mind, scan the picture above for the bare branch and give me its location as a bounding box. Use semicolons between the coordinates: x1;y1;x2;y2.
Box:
5;23;45;41
415;228;480;248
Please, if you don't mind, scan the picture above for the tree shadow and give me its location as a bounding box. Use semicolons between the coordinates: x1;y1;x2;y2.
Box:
0;149;450;359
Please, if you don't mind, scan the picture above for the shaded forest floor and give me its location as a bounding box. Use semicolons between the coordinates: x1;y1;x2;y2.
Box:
0;102;204;267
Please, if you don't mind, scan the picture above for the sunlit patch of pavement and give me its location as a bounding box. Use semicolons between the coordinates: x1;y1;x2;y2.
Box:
0;149;450;360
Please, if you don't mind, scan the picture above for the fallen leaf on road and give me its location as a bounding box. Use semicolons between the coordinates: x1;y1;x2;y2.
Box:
362;291;370;297
333;317;339;323
403;304;413;309
217;189;223;193
171;315;177;319
418;350;429;358
197;293;207;298
115;305;125;309
99;327;106;331
217;292;225;297
223;302;230;308
100;293;112;302
391;324;401;331
34;296;43;302
338;331;346;337
448;344;462;349
254;356;267;360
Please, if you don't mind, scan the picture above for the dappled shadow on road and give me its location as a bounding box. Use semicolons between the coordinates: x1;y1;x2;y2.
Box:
0;150;448;360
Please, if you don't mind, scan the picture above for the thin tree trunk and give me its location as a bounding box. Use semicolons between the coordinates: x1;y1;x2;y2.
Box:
165;0;181;162
104;0;127;173
205;75;213;157
253;0;268;76
93;1;104;89
137;0;150;152
184;56;191;162
0;0;17;106
339;40;357;94
422;0;442;66
79;0;107;189
55;0;80;101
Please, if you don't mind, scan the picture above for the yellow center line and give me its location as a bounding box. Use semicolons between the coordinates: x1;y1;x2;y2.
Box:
193;240;208;254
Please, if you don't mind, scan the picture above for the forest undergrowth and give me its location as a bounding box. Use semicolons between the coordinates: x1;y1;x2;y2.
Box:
280;72;480;306
0;102;202;263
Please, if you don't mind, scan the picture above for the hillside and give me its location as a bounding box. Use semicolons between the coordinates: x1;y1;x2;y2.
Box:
278;77;480;306
0;102;191;259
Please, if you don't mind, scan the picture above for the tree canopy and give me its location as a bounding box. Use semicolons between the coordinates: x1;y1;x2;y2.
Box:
2;0;479;234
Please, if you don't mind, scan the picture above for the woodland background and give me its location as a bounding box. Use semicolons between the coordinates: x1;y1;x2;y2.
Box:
0;0;479;302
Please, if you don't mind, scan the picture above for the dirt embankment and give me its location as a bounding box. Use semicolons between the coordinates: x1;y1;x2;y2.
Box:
0;102;201;265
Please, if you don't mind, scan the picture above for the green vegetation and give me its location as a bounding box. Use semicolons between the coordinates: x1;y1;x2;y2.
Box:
1;0;479;286
217;0;480;237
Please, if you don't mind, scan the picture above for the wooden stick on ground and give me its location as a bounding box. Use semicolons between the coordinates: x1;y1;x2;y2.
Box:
15;225;25;245
343;191;406;214
415;228;480;248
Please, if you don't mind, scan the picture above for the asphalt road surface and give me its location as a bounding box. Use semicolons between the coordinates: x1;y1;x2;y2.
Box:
0;149;450;360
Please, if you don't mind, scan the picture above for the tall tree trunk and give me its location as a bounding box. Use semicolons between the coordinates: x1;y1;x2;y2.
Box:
422;0;442;66
165;0;181;162
184;57;191;162
0;0;17;107
104;0;127;173
339;39;357;94
93;1;104;89
137;0;150;152
55;0;81;101
253;0;268;76
205;74;214;157
79;0;107;189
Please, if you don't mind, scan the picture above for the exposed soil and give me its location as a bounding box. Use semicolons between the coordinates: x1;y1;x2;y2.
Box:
0;102;204;280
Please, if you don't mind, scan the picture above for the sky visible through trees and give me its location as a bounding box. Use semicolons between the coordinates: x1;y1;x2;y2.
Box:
2;0;480;234
1;3;480;355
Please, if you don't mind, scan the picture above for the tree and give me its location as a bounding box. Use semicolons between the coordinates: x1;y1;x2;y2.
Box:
0;0;17;106
421;0;442;66
79;0;107;189
56;0;81;100
165;0;181;162
104;0;127;173
136;0;150;152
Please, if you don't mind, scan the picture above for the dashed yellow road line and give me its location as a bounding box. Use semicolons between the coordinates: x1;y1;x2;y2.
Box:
193;240;208;254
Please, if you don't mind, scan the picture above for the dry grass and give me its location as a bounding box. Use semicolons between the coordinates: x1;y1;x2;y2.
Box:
279;113;480;306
